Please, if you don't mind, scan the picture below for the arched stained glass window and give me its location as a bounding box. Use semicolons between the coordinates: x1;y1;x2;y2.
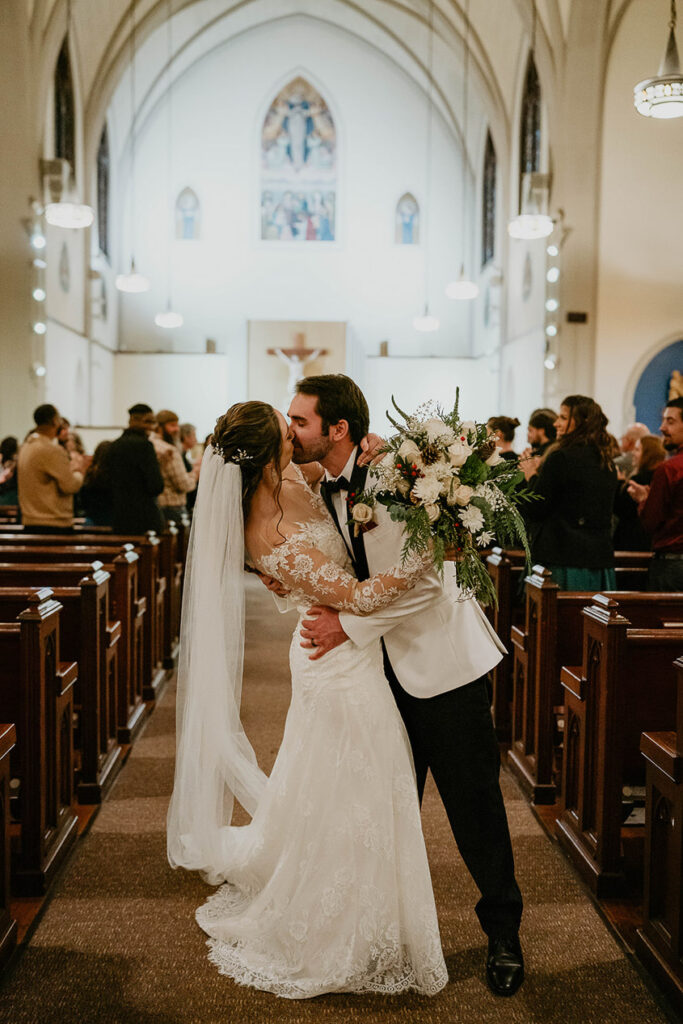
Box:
482;131;496;267
518;56;541;207
97;125;110;259
395;193;419;245
175;188;200;240
260;77;337;242
55;37;75;168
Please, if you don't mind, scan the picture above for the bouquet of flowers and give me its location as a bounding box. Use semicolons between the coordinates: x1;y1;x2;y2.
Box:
350;391;532;605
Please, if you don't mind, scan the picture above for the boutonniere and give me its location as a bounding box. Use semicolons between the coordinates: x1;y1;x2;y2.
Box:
346;490;377;536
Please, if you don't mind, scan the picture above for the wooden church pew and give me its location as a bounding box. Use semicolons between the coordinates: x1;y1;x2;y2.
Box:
0;537;165;702
557;595;683;896
636;656;683;1016
485;548;527;740
0;545;146;742
0;571;123;804
509;569;683;804
0;591;78;895
0;723;17;968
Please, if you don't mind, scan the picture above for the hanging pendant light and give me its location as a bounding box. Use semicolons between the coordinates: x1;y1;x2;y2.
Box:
154;0;183;328
45;202;94;228
446;0;478;301
116;258;150;293
117;0;151;293
413;303;440;332
508;212;553;240
413;1;439;332
155;303;184;329
446;265;479;300
45;1;94;230
634;0;683;118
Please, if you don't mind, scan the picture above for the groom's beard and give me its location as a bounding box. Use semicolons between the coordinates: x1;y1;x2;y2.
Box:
292;436;333;464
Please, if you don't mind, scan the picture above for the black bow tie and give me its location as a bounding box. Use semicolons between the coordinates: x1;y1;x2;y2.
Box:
321;475;350;497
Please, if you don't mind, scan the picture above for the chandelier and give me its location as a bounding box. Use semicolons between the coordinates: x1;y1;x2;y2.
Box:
634;1;683;119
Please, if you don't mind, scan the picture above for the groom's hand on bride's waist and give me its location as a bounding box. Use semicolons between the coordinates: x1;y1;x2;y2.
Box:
300;606;349;660
255;571;290;599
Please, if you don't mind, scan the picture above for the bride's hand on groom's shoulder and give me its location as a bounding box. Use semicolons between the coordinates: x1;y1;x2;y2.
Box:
357;433;386;467
300;606;349;659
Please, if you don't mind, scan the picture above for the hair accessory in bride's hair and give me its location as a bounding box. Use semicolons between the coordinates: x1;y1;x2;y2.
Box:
229;448;254;465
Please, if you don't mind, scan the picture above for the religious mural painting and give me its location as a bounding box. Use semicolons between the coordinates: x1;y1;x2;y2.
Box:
260;77;336;242
394;193;419;245
175;188;200;240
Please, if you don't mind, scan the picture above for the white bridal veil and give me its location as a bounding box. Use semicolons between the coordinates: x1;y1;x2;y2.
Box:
167;446;267;882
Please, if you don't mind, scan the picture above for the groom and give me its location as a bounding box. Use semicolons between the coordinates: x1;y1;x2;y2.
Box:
287;373;524;996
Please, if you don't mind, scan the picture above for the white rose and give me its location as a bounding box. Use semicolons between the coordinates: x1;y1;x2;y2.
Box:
485;448;504;466
459;505;485;533
412;475;442;505
425;503;441;523
397;478;411;496
447;440;472;467
459;420;477;439
397;439;422;465
424;418;451;444
351;502;373;524
454;484;474;506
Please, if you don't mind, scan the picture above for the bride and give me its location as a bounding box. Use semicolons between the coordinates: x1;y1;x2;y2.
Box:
167;400;448;999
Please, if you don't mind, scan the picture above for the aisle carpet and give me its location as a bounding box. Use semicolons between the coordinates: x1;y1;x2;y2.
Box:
0;577;676;1023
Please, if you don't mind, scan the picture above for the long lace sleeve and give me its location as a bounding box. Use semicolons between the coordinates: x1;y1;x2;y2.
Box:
256;536;430;615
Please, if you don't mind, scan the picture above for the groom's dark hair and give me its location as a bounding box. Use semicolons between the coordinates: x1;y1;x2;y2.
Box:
296;374;369;444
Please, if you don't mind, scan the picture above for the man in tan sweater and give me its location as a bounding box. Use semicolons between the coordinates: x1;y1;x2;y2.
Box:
18;404;83;531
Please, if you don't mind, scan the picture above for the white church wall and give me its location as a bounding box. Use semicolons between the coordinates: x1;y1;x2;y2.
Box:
364;355;498;434
596;1;683;433
115;15;479;368
45;320;90;425
498;328;545;441
112;353;230;440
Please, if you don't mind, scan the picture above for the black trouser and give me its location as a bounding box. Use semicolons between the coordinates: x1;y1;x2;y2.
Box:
383;646;523;940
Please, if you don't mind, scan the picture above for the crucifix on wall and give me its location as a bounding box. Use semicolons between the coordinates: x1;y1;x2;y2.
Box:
267;331;329;396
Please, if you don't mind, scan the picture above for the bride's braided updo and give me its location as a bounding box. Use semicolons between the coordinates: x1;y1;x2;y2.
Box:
212;401;283;519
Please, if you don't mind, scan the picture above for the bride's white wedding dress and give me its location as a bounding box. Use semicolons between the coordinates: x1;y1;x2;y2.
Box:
175;461;448;998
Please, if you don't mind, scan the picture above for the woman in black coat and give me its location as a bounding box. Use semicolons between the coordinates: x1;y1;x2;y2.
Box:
521;395;618;590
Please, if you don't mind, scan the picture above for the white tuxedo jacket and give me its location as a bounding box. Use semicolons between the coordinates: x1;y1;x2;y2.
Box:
337;500;505;699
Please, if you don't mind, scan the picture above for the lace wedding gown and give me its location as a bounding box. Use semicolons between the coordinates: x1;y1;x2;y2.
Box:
194;467;448;998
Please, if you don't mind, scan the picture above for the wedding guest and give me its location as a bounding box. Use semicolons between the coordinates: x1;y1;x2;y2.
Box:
521;395;618;590
618;421;650;477
102;404;164;534
151;410;198;524
79;440;113;527
613;435;666;551
526;409;556;456
17;403;83;532
486;416;520;462
628;399;683;590
179;422;199;511
0;436;19;507
57;416;71;449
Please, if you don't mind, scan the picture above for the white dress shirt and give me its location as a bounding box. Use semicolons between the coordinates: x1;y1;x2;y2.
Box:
324;446;358;557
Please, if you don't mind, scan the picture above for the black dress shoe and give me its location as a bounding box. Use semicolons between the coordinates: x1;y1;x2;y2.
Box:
486;935;524;997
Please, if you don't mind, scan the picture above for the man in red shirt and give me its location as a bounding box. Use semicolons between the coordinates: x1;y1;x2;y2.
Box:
628;397;683;590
